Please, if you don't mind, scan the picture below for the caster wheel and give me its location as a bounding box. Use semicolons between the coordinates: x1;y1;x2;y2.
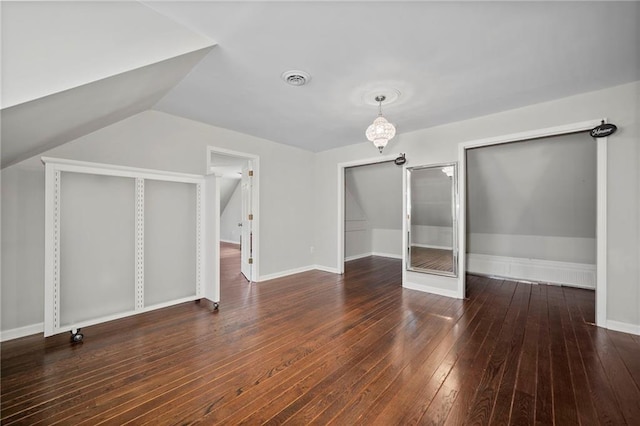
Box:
213;302;219;311
70;329;83;343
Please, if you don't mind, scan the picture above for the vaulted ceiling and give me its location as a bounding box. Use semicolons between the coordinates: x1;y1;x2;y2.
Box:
2;1;639;168
1;1;215;168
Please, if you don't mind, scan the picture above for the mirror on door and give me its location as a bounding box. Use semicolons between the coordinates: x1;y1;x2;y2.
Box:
407;163;458;277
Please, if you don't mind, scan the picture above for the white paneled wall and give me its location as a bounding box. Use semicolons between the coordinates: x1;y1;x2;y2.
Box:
411;225;453;250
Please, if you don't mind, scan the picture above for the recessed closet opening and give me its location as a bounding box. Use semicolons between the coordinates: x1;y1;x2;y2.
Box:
341;160;403;276
458;120;609;326
338;156;403;273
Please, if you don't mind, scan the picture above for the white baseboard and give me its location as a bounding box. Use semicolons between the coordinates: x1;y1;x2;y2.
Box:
345;252;372;262
412;244;453;250
314;265;340;274
259;264;346;281
258;265;317;282
1;322;44;342
371;251;403;260
346;252;402;262
220;239;240;245
403;281;461;299
467;253;596;289
606;320;640;336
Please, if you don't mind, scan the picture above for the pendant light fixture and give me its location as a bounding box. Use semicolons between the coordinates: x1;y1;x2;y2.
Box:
366;95;396;153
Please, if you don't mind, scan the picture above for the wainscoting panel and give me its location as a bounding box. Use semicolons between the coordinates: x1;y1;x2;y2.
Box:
466;253;596;288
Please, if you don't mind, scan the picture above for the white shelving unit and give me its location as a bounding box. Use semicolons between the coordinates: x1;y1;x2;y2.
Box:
43;157;208;338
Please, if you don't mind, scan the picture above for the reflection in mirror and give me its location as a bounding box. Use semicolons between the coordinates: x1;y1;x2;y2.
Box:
407;163;458;276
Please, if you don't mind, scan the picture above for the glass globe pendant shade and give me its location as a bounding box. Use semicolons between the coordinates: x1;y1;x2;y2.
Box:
366;116;396;153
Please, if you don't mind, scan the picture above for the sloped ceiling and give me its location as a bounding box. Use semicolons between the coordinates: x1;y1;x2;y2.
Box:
1;49;212;168
149;1;639;152
345;185;368;222
219;178;240;214
466;132;597;238
1;1;215;168
345;161;403;230
2;1;638;167
209;153;246;213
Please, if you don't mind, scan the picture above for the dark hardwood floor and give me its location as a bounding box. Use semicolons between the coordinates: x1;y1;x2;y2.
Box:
2;244;640;424
410;247;454;273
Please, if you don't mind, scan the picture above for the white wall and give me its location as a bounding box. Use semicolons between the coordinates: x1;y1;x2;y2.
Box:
2;1;213;108
344;186;371;260
467;233;595;264
344;162;403;260
220;180;241;243
412;225;453;249
1;166;46;331
314;81;640;327
466;132;596;265
371;229;402;258
3;82;639;337
1;110;315;335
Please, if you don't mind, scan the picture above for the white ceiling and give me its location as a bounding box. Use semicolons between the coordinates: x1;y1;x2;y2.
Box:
148;1;639;152
0;1;215;168
1;48;212;168
1;1;213;108
2;1;639;168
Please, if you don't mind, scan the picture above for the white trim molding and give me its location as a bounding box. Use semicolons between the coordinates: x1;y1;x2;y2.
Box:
207;146;260;286
606;320;640;336
466;253;596;289
345;253;372;262
220;239;240;245
314;265;341;274
371;252;403;260
43;157;205;338
1;323;44;342
411;244;453;250
403;282;460;299
258;264;346;281
337;154;400;274
345;252;403;262
258;265;317;282
458;119;607;325
41;157;203;183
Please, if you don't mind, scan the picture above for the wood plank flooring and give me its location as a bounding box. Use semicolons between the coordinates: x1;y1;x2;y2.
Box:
2;244;640;425
410;247;454;273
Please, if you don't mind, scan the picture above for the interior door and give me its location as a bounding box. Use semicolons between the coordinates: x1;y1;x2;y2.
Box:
240;162;253;282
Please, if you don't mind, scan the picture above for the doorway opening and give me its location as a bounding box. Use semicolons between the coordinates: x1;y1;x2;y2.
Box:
337;154;402;274
458;120;607;326
207;147;260;293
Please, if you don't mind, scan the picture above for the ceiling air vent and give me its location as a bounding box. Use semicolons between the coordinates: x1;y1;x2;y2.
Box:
281;70;311;87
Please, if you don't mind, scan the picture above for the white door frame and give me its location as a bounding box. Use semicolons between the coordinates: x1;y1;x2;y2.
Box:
336;154;398;274
457;119;607;327
207;146;260;282
240;161;255;282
